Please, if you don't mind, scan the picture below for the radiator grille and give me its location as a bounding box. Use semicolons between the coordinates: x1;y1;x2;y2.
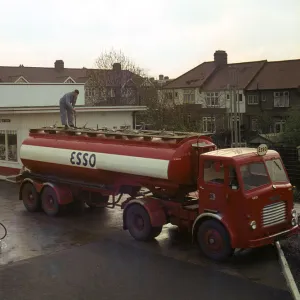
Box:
261;201;287;227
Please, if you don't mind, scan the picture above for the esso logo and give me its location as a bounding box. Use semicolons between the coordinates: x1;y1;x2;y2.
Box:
70;151;96;168
257;144;268;156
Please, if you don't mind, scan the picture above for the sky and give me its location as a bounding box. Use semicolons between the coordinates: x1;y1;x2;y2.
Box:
0;0;299;78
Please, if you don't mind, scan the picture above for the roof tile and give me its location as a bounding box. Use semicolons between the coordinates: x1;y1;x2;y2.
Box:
202;61;267;91
163;62;217;89
246;59;300;90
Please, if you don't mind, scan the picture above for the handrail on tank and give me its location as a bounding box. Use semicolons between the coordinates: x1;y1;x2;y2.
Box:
28;126;213;144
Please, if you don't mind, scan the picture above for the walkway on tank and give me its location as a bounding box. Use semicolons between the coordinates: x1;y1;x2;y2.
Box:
0;181;295;299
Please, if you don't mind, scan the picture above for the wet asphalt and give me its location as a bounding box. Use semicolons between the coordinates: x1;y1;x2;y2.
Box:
0;238;291;300
0;181;295;299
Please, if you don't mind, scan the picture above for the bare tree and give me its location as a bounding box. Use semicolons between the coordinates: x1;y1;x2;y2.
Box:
86;48;147;106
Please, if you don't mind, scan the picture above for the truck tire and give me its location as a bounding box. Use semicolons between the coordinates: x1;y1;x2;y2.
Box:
21;182;40;212
197;219;234;262
41;186;60;217
125;204;162;241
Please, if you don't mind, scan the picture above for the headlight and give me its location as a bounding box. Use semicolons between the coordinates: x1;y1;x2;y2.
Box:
291;209;297;218
250;221;257;230
291;218;297;226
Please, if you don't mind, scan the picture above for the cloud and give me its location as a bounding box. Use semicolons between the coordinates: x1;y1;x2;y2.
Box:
0;0;299;77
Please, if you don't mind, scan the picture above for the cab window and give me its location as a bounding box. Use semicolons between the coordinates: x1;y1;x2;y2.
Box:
203;160;224;185
240;162;270;191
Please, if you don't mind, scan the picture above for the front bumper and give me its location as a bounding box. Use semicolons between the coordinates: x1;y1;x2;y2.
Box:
248;224;300;248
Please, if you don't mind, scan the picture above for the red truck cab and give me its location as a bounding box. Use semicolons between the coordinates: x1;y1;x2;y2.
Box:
194;144;299;260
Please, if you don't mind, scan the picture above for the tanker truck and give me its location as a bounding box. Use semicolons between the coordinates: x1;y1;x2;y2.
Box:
17;126;299;261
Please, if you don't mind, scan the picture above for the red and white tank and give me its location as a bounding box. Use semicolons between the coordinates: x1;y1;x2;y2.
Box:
20;128;216;189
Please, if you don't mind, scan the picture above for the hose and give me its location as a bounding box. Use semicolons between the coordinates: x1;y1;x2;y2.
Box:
0;222;7;240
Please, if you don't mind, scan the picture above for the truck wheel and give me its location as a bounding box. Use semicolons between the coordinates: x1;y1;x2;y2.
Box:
41;186;60;217
197;219;234;262
125;204;162;241
21;182;40;212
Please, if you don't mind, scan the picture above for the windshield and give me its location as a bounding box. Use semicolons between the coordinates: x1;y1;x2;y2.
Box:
265;158;288;183
240;162;270;191
240;159;289;191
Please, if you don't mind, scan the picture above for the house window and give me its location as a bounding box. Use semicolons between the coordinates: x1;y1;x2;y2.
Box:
0;130;18;162
251;118;258;131
107;88;115;97
175;92;178;98
183;89;195;104
202;117;215;133
274;91;289;107
164;92;173;100
274;121;286;133
247;95;259;105
205;92;220;107
85;88;96;97
234;93;243;102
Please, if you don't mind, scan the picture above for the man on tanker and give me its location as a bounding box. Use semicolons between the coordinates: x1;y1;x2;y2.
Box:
59;89;79;129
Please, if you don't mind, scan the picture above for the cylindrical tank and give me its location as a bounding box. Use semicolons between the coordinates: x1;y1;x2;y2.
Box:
20;130;216;189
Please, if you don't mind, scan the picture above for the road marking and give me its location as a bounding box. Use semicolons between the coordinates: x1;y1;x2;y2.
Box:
276;241;300;300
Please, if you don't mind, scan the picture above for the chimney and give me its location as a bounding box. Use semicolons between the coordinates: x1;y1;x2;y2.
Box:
150;77;155;81
159;74;164;80
164;76;169;80
112;63;121;71
55;60;64;71
214;50;227;67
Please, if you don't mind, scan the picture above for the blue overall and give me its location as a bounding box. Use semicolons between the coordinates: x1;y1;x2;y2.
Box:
59;92;76;126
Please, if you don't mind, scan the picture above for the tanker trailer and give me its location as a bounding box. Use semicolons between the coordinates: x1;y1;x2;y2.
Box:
17;127;299;261
19;127;216;215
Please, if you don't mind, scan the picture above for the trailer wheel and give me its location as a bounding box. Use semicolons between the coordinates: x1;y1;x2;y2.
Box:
21;182;40;212
41;186;60;217
197;219;234;262
125;204;162;241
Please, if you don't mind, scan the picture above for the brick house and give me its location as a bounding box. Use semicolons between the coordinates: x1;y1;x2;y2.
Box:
162;50;300;139
244;59;300;133
162;50;266;134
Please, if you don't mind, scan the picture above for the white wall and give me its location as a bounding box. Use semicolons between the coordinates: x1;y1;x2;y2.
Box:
0;84;85;107
0;110;134;170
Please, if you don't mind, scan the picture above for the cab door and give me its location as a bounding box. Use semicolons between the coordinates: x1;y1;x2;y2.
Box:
198;158;226;212
225;165;246;227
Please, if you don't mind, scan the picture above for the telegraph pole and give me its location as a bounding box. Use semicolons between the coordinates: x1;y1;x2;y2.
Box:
233;86;238;147
229;86;233;146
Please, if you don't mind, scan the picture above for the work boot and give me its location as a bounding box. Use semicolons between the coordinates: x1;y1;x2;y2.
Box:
64;125;70;130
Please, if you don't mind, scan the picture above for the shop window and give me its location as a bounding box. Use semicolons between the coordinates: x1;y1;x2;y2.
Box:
0;130;18;162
